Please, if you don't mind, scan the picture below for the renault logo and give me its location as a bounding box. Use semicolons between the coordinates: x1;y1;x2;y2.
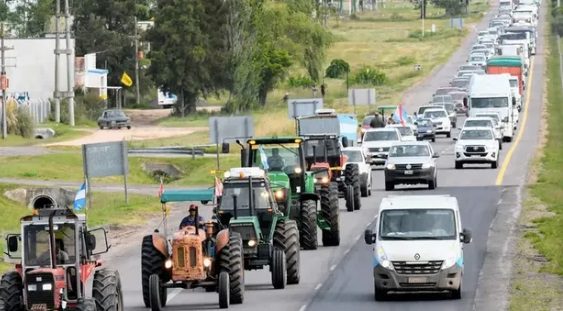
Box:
406;164;412;169
414;253;420;261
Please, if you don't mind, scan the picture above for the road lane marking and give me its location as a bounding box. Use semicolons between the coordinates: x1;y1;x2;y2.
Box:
315;283;322;291
166;288;182;304
299;304;308;311
344;248;351;256
495;57;535;186
329;264;337;271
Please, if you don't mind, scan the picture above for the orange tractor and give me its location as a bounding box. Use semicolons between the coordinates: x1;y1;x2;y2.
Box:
141;189;244;310
0;196;120;311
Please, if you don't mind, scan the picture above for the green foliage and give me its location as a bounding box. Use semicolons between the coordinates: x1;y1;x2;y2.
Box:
8;107;35;138
325;59;350;79
396;56;416;66
431;0;466;16
287;75;314;88
352;66;387;86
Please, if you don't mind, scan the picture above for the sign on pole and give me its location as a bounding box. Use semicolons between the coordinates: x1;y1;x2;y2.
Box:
348;88;376;107
209;116;255;170
82;141;129;205
288;98;324;119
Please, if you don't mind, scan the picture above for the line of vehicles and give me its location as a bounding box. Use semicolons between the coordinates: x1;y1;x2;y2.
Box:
363;0;541;302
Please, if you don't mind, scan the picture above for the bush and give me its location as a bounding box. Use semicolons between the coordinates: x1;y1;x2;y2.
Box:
50;91;106;124
287;74;314;88
352;66;387;86
390;13;405;21
396;56;416;66
6;100;35;138
553;14;563;36
325;59;351;79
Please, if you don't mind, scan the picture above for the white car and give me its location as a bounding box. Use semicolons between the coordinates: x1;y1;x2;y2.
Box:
422;108;452;137
342;147;372;197
462;117;503;149
454;127;500;169
468;54;487;68
386;124;417;141
362;128;403;166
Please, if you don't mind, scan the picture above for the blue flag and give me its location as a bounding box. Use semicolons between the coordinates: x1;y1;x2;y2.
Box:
74;183;87;211
259;145;269;170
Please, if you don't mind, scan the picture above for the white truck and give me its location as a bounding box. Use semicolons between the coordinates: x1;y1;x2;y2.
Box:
468;74;515;142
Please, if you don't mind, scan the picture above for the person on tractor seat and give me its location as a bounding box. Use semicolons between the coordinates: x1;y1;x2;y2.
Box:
179;204;205;229
267;148;286;171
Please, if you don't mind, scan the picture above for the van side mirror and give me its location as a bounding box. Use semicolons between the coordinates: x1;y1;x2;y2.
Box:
364;229;376;245
7;235;18;252
453;137;458;141
432;153;440;158
461;229;472;244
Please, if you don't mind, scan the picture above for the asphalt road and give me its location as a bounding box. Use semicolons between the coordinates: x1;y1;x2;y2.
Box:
106;2;548;311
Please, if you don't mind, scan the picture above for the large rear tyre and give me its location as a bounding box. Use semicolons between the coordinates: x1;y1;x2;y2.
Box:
299;200;318;250
219;232;244;304
141;235;168;308
218;272;230;309
93;269;124;311
0;271;23;311
344;164;361;210
75;298;97;311
321;182;340;247
271;248;287;289
274;220;300;285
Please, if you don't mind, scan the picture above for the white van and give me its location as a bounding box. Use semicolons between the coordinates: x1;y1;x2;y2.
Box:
468;74;515;141
364;195;472;300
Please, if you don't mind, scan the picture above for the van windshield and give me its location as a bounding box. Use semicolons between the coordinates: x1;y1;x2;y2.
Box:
379;209;456;240
471;97;509;108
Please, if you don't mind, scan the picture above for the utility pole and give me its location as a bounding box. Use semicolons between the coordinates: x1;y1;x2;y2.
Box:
1;24;10;139
134;16;141;107
64;0;74;126
54;0;61;123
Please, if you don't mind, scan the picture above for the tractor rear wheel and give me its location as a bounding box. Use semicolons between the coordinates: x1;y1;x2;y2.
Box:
274;220;300;285
141;235;168;308
219;232;244;304
321;182;340;247
299;200;318;250
93;269;124;311
0;271;23;311
271;248;287;289
75;298;96;311
218;272;230;309
344;164;361;210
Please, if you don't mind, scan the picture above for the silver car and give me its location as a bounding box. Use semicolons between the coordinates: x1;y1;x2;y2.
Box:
384;141;440;190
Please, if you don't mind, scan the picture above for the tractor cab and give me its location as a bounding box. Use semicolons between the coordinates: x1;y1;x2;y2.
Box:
2;198;112;311
302;135;345;180
218;167;283;268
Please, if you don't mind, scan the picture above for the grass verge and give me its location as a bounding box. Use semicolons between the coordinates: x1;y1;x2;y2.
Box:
0;122;93;147
0;183;162;274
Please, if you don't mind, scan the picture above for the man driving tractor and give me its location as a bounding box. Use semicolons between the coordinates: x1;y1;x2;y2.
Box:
179;204;205;229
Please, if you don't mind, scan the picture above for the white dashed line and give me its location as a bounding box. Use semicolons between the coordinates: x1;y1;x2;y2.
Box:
315;283;323;291
299;304;308;311
166;288;182;304
344;248;351;256
497;199;503;205
355;234;361;241
330;264;337;271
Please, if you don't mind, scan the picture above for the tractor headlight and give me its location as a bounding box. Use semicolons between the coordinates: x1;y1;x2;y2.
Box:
28;284;37;291
294;167;302;174
321;176;329;184
275;190;285;200
203;257;212;268
42;283;52;291
164;259;173;269
248;239;257;247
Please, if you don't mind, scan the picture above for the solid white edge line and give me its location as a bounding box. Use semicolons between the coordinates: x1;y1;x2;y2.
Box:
330;264;337;271
315;283;323;291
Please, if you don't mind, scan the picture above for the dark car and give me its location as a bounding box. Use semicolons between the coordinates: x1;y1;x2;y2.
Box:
384;142;440;191
415;118;436;142
97;109;132;130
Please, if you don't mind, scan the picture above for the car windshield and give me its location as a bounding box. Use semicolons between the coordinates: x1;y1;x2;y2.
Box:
460;129;493;140
394;127;413;136
379;209;456;240
476;114;500;123
470;56;485;62
465;120;492;127
388;145;430;158
451;79;469;88
343;150;363;162
423;110;447;118
364;131;398;141
432;95;453;103
471;97;509;108
509;80;518;87
417;119;432;127
24;224;76;266
304;138;340;158
251;143;300;173
220;181;273;211
500;33;527;40
417;106;439;115
435;88;453;95
442;103;455;113
106;111;126;118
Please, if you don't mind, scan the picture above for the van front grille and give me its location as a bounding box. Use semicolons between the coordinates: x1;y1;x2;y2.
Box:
392;261;443;275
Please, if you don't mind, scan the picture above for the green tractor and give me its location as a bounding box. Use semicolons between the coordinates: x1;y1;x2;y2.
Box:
216;167;300;288
237;137;340;250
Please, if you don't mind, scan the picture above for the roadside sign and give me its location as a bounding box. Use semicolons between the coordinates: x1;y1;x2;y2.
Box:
348;88;376;106
288;98;324;119
208;116;254;144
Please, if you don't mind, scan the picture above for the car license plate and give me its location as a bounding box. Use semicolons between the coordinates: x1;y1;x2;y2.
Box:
408;277;427;284
404;170;413;175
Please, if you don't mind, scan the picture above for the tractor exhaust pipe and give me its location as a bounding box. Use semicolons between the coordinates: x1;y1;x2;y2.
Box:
48;210;57;268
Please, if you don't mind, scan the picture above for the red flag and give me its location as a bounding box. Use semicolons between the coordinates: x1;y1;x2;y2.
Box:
214;177;223;198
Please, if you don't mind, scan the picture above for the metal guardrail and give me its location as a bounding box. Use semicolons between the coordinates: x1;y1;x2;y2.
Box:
128;147;205;159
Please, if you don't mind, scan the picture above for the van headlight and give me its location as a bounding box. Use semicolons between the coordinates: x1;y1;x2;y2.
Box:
386;163;396;170
376;247;393;270
422;163;434;169
442;257;457;269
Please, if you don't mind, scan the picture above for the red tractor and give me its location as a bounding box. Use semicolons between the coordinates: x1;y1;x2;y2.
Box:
0;196;121;311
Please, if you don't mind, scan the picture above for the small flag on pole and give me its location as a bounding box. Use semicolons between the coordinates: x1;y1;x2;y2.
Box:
120;72;133;87
214;177;223;198
74;182;87;211
259;145;269;170
158;177;164;198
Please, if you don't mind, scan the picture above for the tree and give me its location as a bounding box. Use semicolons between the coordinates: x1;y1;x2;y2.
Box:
146;0;229;116
431;0;466;16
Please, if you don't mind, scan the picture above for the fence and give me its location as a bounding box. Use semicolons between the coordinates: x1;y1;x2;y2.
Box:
4;97;51;124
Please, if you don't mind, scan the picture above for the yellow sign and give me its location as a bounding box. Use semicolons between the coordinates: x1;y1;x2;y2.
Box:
120;72;133;87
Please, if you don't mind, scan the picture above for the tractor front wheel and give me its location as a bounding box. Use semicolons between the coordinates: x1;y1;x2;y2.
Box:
219;232;244;304
141;235;168;308
299;200;318;250
93;269;124;311
274;220;300;285
271;248;287;289
218;272;230;309
0;271;23;311
149;274;163;311
321;182;340;247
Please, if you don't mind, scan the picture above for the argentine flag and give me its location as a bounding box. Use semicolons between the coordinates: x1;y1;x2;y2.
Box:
74;183;87;211
393;104;409;126
259;145;269;170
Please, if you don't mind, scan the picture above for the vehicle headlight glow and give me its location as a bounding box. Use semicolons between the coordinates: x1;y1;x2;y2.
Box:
422;163;433;169
386;163;396;170
376;246;393;270
426;129;432;133
294;167;302;174
165;259;173;269
28;284;37;291
442;257;457;269
274;189;285;200
42;283;52;291
248;239;257;247
203;257;212;268
321;176;329;184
